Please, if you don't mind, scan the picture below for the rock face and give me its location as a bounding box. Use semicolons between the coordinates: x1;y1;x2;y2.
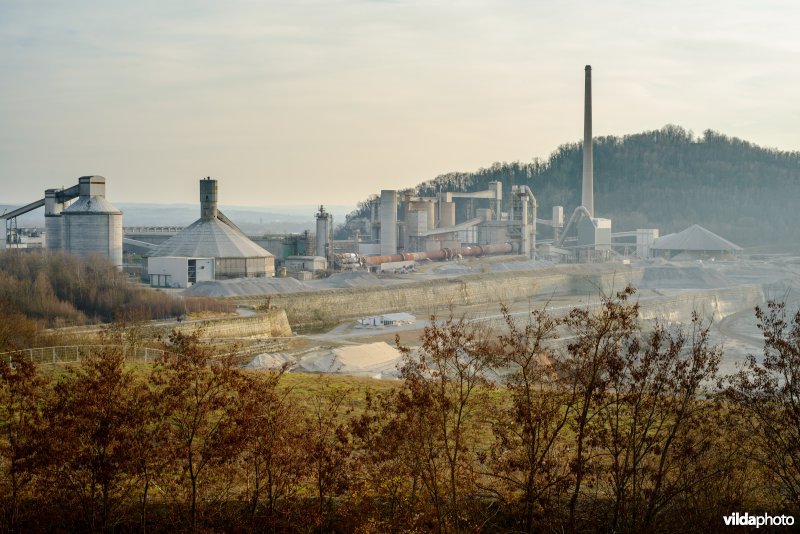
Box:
229;266;637;328
150;308;292;339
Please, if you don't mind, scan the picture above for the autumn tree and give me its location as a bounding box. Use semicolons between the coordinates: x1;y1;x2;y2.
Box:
45;346;150;531
302;377;354;531
395;314;498;533
236;367;305;530
0;354;50;530
485;305;572;532
150;330;247;532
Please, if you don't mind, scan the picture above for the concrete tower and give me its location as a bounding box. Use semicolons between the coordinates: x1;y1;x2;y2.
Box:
315;205;332;259
379;190;398;255
200;177;218;220
582;65;594;217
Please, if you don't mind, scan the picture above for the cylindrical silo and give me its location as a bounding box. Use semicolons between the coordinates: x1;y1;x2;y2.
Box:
380;190;398;255
439;201;456;227
44;189;64;252
316;205;331;258
62;176;123;268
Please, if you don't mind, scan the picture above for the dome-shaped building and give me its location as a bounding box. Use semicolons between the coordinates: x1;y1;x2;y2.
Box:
146;178;274;280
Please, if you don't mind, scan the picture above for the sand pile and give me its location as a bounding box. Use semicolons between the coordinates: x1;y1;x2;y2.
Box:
245;352;295;369
247;342;403;379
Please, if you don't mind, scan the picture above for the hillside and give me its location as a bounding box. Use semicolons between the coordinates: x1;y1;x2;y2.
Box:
346;126;800;248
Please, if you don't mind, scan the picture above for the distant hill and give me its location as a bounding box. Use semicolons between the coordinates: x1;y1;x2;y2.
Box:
345;126;800;248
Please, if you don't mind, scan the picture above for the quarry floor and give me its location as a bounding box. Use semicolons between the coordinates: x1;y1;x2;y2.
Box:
238;254;800;380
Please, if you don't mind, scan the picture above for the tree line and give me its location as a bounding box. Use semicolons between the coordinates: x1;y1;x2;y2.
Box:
1;289;799;532
0;250;231;328
343;125;800;247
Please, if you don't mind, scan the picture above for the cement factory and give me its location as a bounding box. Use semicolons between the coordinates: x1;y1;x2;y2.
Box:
2;66;742;290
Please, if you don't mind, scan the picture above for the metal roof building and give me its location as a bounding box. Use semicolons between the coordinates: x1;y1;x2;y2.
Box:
146;178;275;279
650;224;741;259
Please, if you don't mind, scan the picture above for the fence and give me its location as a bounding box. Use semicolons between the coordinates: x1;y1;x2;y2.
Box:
1;345;170;366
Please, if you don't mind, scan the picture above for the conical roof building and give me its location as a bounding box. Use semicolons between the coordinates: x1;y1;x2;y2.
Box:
650;224;741;259
147;178;274;279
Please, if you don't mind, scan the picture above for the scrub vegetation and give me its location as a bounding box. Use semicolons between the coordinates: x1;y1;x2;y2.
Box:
1;288;799;532
0;250;232;327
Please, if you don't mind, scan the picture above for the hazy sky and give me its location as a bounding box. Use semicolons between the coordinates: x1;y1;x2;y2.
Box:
1;0;798;207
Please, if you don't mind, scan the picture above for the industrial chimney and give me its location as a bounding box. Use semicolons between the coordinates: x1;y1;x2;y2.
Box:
582;65;594;217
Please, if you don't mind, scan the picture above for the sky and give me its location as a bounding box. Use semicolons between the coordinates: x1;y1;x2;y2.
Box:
1;0;799;208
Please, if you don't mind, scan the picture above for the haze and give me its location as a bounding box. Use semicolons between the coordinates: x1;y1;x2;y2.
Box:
1;0;798;207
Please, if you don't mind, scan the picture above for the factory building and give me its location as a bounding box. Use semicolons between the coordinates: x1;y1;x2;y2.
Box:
284;255;327;273
145;178;275;280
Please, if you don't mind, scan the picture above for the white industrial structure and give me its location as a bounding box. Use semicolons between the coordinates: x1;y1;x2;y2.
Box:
146;178;275;279
148;256;214;288
315;205;333;260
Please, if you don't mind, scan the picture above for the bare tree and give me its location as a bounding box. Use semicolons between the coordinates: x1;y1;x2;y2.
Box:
598;314;722;532
150;330;246;532
395;314;498;533
723;301;800;509
484;304;572;532
562;286;640;529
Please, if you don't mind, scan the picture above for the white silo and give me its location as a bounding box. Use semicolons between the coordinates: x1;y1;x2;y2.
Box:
61;176;123;267
315;205;332;259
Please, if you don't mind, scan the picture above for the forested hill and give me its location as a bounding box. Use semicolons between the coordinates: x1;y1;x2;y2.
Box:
350;126;800;248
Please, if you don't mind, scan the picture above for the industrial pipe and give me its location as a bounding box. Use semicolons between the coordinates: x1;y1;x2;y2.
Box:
364;243;513;265
556;205;592;248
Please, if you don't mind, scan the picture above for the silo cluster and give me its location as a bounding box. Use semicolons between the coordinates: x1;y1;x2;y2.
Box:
44;176;123;267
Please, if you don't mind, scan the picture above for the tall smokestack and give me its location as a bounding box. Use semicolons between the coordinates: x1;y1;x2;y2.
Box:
582;65;594;217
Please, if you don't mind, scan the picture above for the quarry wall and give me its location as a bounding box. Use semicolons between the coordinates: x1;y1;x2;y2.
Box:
637;284;766;323
161;308;292;339
234;266;638;328
54;309;294;341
